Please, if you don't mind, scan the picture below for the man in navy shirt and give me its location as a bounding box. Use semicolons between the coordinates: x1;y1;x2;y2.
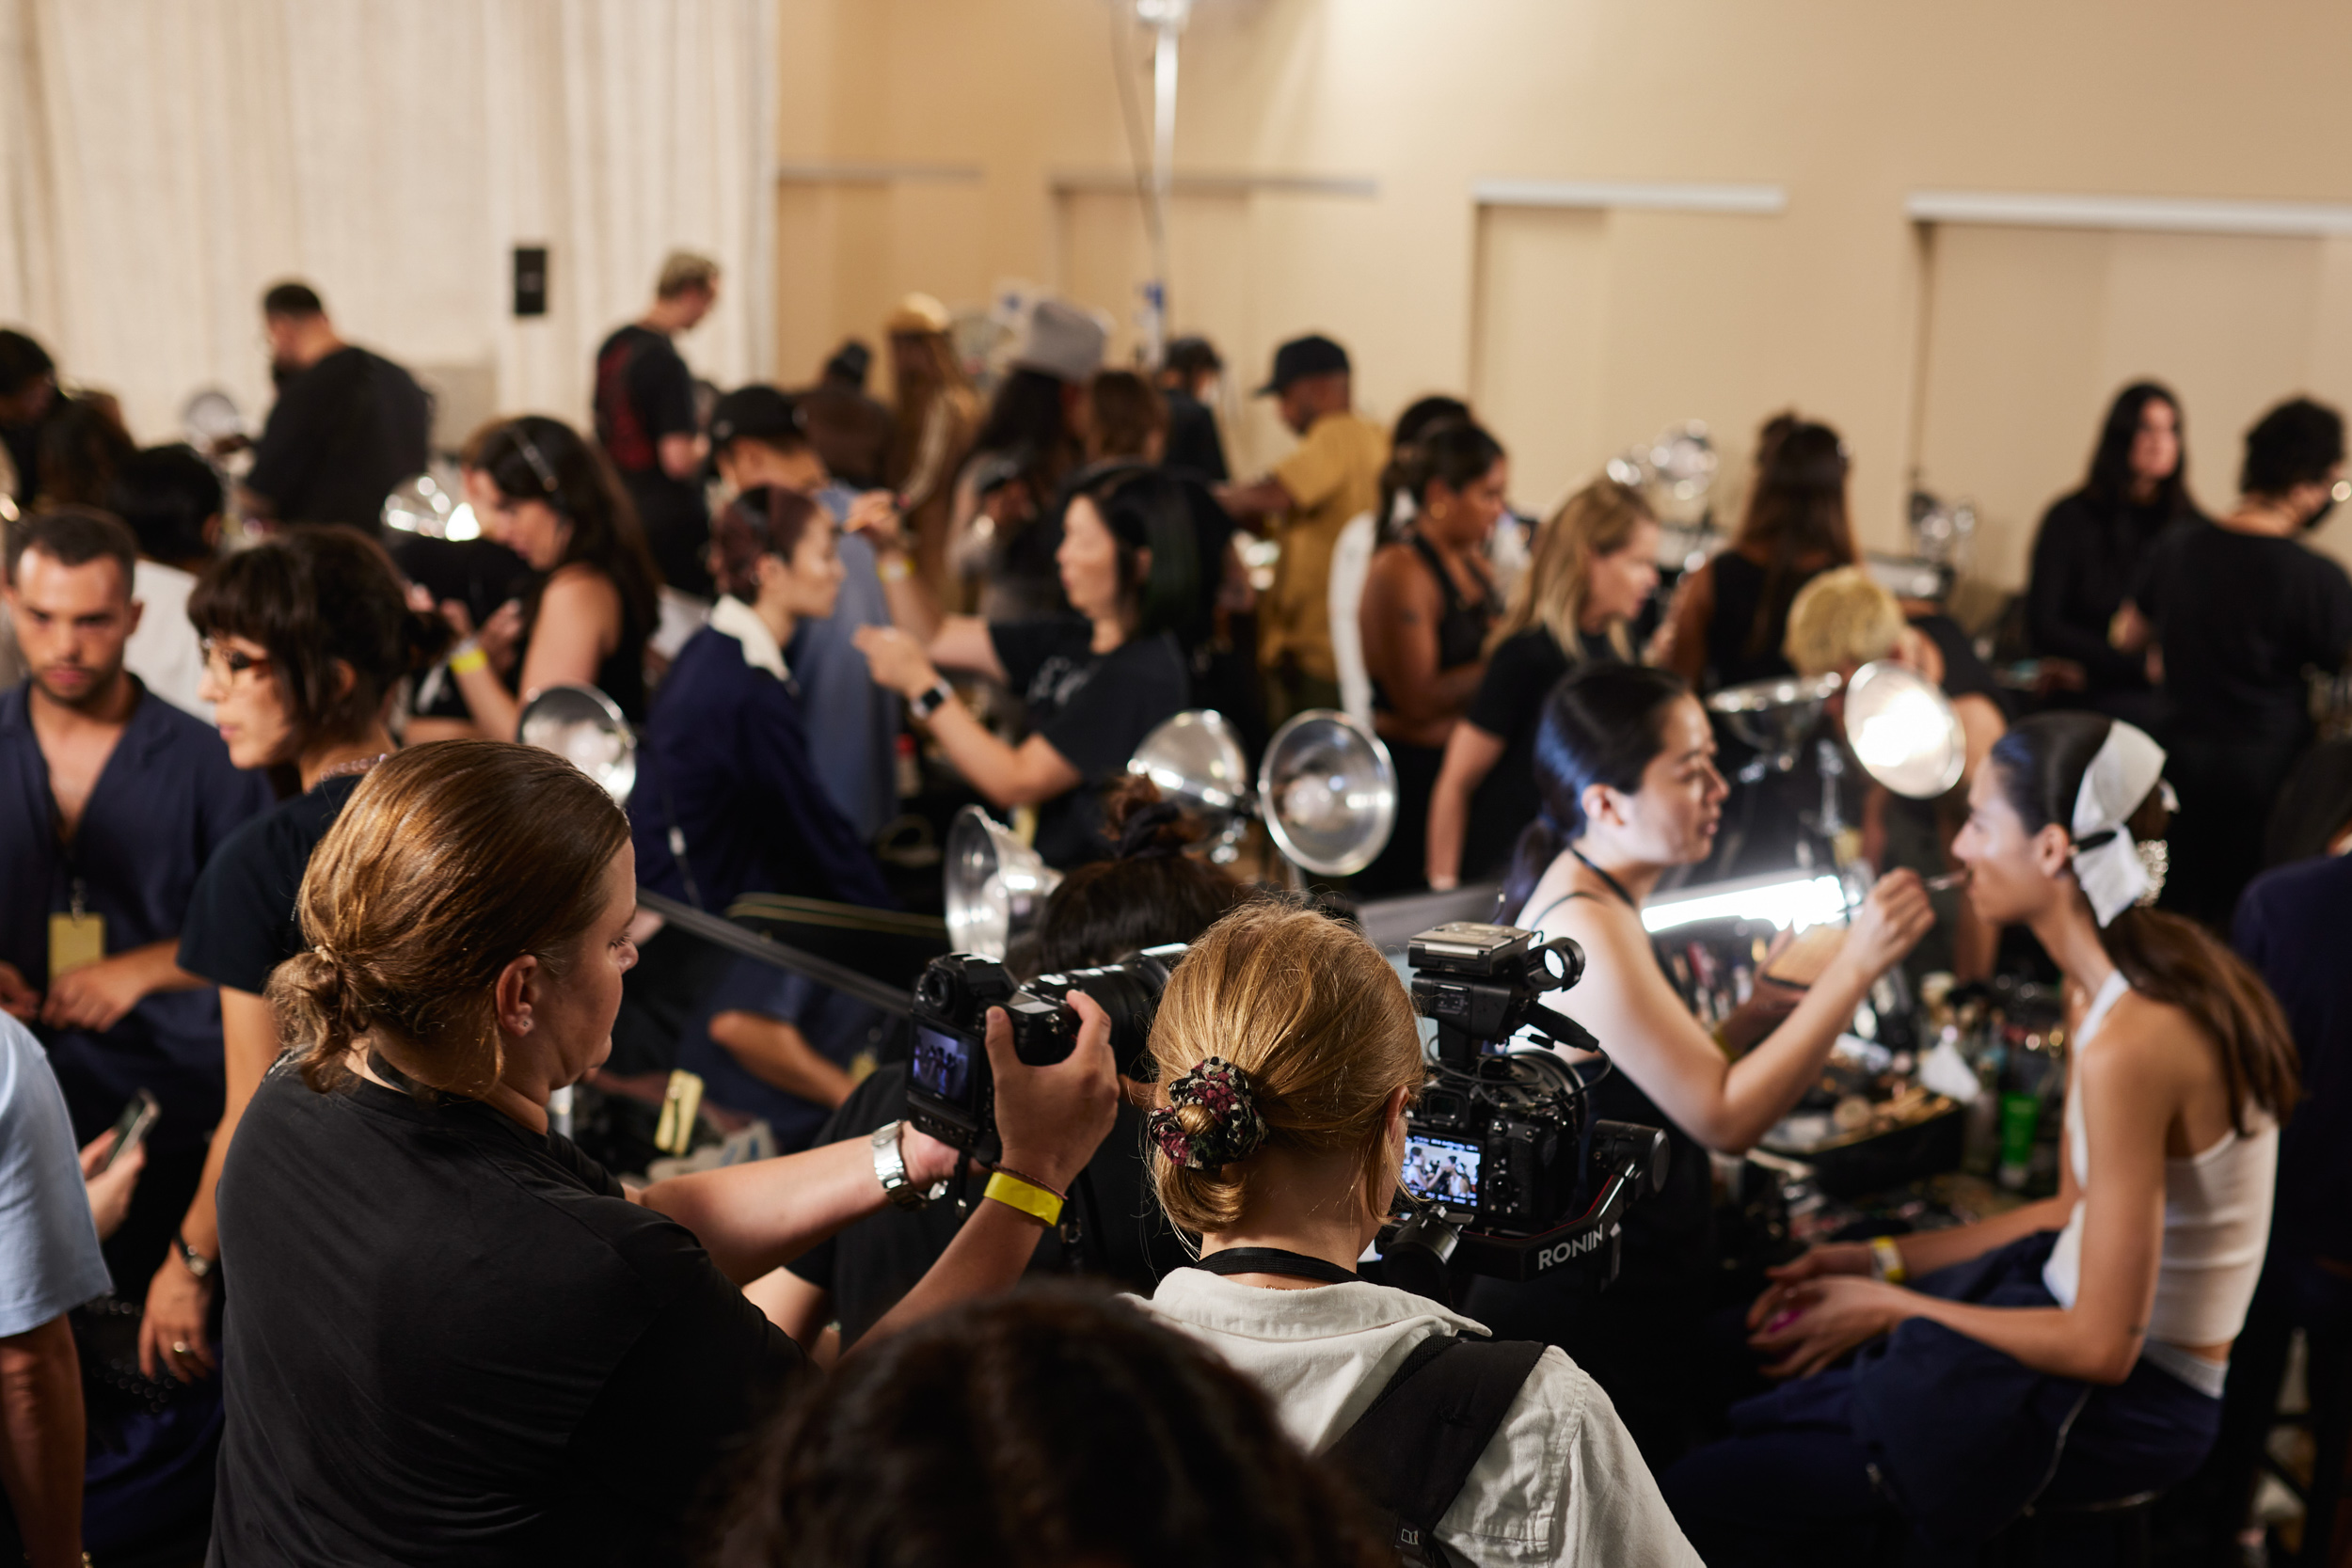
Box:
0;509;270;1285
2195;853;2352;1556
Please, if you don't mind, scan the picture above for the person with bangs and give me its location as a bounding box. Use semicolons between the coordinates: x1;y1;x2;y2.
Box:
853;465;1195;870
435;415;662;734
1426;476;1663;891
1665;713;2297;1563
149;528;447;1386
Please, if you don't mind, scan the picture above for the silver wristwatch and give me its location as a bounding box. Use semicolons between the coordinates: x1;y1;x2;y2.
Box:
909;679;953;721
175;1232;216;1281
871;1119;941;1211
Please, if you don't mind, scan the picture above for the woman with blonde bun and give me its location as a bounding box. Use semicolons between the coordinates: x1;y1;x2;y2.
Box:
1136;899;1699;1568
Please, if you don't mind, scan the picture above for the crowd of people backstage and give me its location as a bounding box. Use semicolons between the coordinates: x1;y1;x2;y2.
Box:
6;230;2352;1568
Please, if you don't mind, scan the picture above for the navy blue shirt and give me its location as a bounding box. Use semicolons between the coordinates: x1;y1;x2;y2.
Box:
0;681;272;1149
674;957;885;1152
2236;855;2352;1262
179;773;367;1000
630;623;894;912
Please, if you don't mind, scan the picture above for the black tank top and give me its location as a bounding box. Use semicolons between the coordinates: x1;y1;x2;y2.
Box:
1375;532;1497;713
1702;550;1833;692
522;566;650;723
1517;886;1714;1283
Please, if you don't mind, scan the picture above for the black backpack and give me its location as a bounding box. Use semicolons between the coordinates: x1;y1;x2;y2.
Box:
1327;1334;1548;1567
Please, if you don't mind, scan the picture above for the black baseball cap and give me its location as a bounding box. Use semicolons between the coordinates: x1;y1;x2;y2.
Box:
1255;334;1350;395
708;384;806;452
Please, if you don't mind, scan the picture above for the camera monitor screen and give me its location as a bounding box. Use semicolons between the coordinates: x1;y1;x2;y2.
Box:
1401;1135;1481;1208
911;1025;976;1106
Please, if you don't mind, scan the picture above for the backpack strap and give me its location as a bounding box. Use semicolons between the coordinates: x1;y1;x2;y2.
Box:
1328;1333;1547;1565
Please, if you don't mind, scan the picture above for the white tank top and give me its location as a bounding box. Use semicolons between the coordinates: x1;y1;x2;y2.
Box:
2041;971;2279;1356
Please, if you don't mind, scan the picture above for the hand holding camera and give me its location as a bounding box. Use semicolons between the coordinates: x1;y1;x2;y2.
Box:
987;991;1120;1196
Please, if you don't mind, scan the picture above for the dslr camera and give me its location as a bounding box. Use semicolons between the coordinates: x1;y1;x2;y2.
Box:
1384;923;1669;1297
906;945;1184;1160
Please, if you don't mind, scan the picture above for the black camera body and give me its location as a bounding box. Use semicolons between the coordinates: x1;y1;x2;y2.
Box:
1388;924;1669;1294
906;944;1184;1159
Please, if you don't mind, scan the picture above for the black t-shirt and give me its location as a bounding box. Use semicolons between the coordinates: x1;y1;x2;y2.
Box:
989;618;1189;868
594;325;707;594
2133;521;2352;745
178;773;364;996
2026;490;2192;692
246;346;430;531
786;1066;1191;1348
1460;627;1620;881
210;1062;799;1567
1161;389;1229;483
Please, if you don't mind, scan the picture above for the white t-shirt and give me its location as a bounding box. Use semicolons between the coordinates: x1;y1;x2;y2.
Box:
127;558;210;721
1136;1270;1699;1567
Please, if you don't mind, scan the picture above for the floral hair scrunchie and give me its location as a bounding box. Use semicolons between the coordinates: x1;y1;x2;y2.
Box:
1148;1056;1268;1171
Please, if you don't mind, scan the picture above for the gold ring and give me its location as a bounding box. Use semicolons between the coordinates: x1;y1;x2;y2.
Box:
171;1340;191;1356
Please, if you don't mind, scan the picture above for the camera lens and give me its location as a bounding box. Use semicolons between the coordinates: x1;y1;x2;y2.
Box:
1534;936;1585;991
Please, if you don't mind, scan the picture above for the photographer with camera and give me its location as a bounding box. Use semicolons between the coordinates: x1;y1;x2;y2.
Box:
1134;899;1697;1566
207;741;1120;1566
1464;663;1933;1464
755;779;1245;1356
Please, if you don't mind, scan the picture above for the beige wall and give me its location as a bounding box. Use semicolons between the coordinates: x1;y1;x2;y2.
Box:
774;0;2352;593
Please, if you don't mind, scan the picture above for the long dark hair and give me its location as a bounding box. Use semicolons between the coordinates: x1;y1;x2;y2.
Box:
1502;663;1692;912
1991;713;2297;1132
1733;418;1855;658
2083;381;2190;517
473;415;661;634
709;1288;1390;1568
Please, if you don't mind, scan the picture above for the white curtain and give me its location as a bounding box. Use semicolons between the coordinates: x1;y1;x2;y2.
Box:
0;0;774;449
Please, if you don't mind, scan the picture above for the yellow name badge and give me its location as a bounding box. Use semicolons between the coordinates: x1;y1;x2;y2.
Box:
49;910;105;983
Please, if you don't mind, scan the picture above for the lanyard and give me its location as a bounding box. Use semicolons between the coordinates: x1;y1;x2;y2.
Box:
1184;1246;1359;1287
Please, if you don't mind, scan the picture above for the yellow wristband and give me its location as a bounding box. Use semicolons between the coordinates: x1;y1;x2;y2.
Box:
879;551;913;583
1869;1235;1907;1285
449;644;489;675
983;1168;1064;1227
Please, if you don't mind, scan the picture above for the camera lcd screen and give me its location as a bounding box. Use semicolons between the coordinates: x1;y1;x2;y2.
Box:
911;1025;976;1106
1401;1135;1481;1207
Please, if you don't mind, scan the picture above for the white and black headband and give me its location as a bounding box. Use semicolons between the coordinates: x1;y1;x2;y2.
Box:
2069;720;2176;926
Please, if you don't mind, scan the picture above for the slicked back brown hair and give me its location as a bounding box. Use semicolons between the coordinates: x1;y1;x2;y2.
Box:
268;740;630;1098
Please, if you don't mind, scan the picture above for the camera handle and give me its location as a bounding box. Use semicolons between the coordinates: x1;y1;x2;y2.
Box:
1431;1000;1603;1069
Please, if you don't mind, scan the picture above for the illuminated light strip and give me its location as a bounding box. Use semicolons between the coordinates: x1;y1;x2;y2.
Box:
1642;874;1847;934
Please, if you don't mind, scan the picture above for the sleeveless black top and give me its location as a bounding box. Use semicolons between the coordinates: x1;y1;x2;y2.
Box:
1701;550;1834;693
1515;884;1715;1287
1374;532;1498;715
522;565;650;723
